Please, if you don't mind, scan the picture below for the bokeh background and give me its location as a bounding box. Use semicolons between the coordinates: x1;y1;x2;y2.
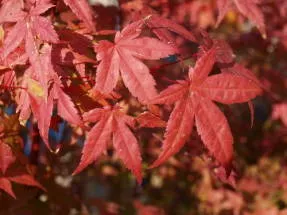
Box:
0;0;286;214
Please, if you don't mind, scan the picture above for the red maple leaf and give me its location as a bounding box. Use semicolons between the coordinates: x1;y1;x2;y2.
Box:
16;45;82;150
0;0;58;60
73;105;142;183
94;20;178;103
150;47;262;168
0;0;59;96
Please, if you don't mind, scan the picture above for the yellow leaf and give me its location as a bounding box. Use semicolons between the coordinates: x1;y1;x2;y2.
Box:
226;11;237;24
0;25;4;47
27;78;45;98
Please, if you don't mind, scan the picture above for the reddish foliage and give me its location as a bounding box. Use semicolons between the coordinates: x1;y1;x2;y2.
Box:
0;1;285;214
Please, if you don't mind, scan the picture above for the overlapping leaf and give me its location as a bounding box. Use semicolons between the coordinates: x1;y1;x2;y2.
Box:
73;106;142;183
0;0;58;60
16;46;82;150
150;48;262;168
94;21;178;103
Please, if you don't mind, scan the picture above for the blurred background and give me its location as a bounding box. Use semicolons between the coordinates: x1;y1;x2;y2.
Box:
0;0;286;214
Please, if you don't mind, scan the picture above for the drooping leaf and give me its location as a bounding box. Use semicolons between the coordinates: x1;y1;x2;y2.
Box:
112;111;142;182
194;95;233;167
150;95;194;168
73;106;142;183
52;81;82;126
29;88;54;150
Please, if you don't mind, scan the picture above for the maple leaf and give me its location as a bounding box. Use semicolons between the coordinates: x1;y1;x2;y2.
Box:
73;106;142;183
15;48;82;150
17;75;82;150
0;0;58;60
94;20;178;103
150;48;262;168
0;171;45;199
0;0;59;97
0;0;25;24
216;0;266;37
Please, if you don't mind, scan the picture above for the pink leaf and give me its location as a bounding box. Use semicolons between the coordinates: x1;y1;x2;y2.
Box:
0;0;25;23
1;21;26;59
31;16;59;43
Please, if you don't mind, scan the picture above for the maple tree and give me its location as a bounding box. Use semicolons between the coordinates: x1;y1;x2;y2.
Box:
0;0;286;214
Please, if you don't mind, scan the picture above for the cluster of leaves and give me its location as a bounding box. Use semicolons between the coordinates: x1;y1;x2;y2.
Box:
0;0;286;214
